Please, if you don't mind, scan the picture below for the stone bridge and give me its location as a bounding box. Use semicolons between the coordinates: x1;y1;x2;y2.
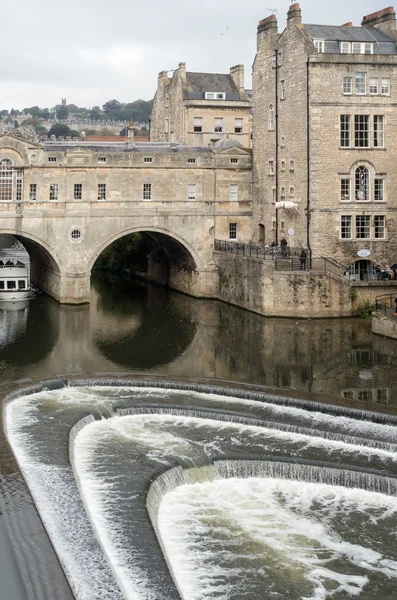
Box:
0;134;253;303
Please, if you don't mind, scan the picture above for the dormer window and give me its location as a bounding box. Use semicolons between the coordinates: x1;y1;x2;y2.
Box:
313;39;324;53
205;92;225;100
340;41;373;55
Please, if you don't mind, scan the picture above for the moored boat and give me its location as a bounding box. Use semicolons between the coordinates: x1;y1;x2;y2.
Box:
0;260;30;301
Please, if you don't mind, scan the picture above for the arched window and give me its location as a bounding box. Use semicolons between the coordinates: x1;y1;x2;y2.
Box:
355;165;369;201
0;158;23;202
268;104;275;131
0;159;13;201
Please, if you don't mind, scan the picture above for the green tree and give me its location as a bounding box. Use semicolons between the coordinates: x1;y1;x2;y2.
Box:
56;105;69;120
103;99;121;114
48;124;70;137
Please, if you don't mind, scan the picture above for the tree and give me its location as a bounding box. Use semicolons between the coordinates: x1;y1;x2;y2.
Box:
56;105;69;120
89;107;101;121
23;106;41;118
48;124;70;137
103;99;121;114
40;108;50;120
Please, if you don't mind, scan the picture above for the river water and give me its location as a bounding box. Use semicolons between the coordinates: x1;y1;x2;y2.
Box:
1;236;397;599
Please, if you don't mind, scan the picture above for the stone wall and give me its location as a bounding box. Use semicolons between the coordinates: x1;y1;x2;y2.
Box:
372;311;397;339
214;252;351;318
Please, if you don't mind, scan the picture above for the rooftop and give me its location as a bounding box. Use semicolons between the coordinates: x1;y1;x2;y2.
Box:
304;23;397;54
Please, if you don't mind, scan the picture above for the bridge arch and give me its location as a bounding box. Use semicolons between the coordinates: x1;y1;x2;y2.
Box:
0;230;62;298
89;226;201;273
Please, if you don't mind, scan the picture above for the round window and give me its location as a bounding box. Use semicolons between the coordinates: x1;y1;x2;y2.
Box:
71;229;82;240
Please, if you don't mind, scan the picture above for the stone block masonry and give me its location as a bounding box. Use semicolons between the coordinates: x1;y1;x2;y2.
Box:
214;253;351;318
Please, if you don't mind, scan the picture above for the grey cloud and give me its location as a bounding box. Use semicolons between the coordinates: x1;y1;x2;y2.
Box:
0;0;392;108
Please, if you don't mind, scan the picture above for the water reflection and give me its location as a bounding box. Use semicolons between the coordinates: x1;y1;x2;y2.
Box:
0;273;397;404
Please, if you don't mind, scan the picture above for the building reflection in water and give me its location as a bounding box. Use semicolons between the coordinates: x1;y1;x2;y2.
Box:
1;273;397;407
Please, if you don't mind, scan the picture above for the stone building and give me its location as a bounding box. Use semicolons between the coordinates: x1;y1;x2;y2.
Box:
0;132;252;302
253;3;397;280
151;62;252;148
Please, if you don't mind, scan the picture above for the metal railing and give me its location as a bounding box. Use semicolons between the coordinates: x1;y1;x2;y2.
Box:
274;256;350;280
214;240;306;260
375;294;397;319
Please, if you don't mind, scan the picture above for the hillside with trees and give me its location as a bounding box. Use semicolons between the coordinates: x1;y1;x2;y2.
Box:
0;98;153;139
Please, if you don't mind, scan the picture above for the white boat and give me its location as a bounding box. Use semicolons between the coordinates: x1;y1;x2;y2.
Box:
0;260;30;301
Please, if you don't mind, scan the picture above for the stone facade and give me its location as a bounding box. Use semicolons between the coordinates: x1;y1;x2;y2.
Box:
215;252;351;318
0;133;252;303
252;3;397;282
151;63;252;148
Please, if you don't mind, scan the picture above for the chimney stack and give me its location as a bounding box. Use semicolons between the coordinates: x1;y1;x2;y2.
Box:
287;3;302;27
257;14;278;49
362;6;396;34
230;65;246;100
127;121;134;144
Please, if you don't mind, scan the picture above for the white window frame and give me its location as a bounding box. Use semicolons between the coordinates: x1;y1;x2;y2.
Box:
355;72;366;95
230;158;239;164
187;158;196;164
214;118;224;133
97;157;107;163
188;183;196;200
29;183;37;201
74;183;82;200
381;78;390;95
268;160;274;175
234;118;243;134
375;178;385;202
341;215;352;238
280;80;286;100
355;166;370;201
356;215;371;239
97;183;106;200
48;156;57;163
374;215;386;239
143;183;152;201
49;184;58;201
343;77;353;95
369;78;378;95
340;42;351;54
144;157;152;163
374;115;385;148
229;184;238;201
354;115;370;148
340;178;351;202
205;92;225;100
313;39;325;53
340;114;351;147
194;117;203;133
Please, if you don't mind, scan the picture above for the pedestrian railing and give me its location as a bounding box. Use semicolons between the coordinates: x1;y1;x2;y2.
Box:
275;256;350;280
375;294;396;319
214;240;306;260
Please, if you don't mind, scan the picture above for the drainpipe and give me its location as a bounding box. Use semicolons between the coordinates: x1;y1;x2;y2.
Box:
275;49;279;246
306;58;312;259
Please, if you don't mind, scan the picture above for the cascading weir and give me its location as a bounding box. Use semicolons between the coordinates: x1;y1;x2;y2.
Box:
4;379;397;600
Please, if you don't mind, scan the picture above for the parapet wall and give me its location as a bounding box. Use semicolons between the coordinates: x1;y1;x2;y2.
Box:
372;311;397;339
214;252;352;318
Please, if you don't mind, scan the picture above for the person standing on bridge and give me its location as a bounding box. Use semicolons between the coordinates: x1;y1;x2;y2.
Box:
299;249;307;271
280;236;288;258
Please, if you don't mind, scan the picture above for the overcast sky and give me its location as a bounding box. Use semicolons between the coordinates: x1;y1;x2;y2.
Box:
0;0;393;110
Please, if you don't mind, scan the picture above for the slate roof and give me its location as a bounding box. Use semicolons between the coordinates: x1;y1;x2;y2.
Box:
185;72;242;101
304;24;397;54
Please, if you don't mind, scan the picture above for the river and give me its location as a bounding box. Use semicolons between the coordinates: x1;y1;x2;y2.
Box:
1;236;397;599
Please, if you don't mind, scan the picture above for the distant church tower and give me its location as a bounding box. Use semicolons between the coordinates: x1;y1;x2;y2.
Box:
61;97;67;107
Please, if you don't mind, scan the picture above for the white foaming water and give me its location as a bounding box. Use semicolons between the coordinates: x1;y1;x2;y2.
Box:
158;478;397;600
72;413;397;599
5;385;397;599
